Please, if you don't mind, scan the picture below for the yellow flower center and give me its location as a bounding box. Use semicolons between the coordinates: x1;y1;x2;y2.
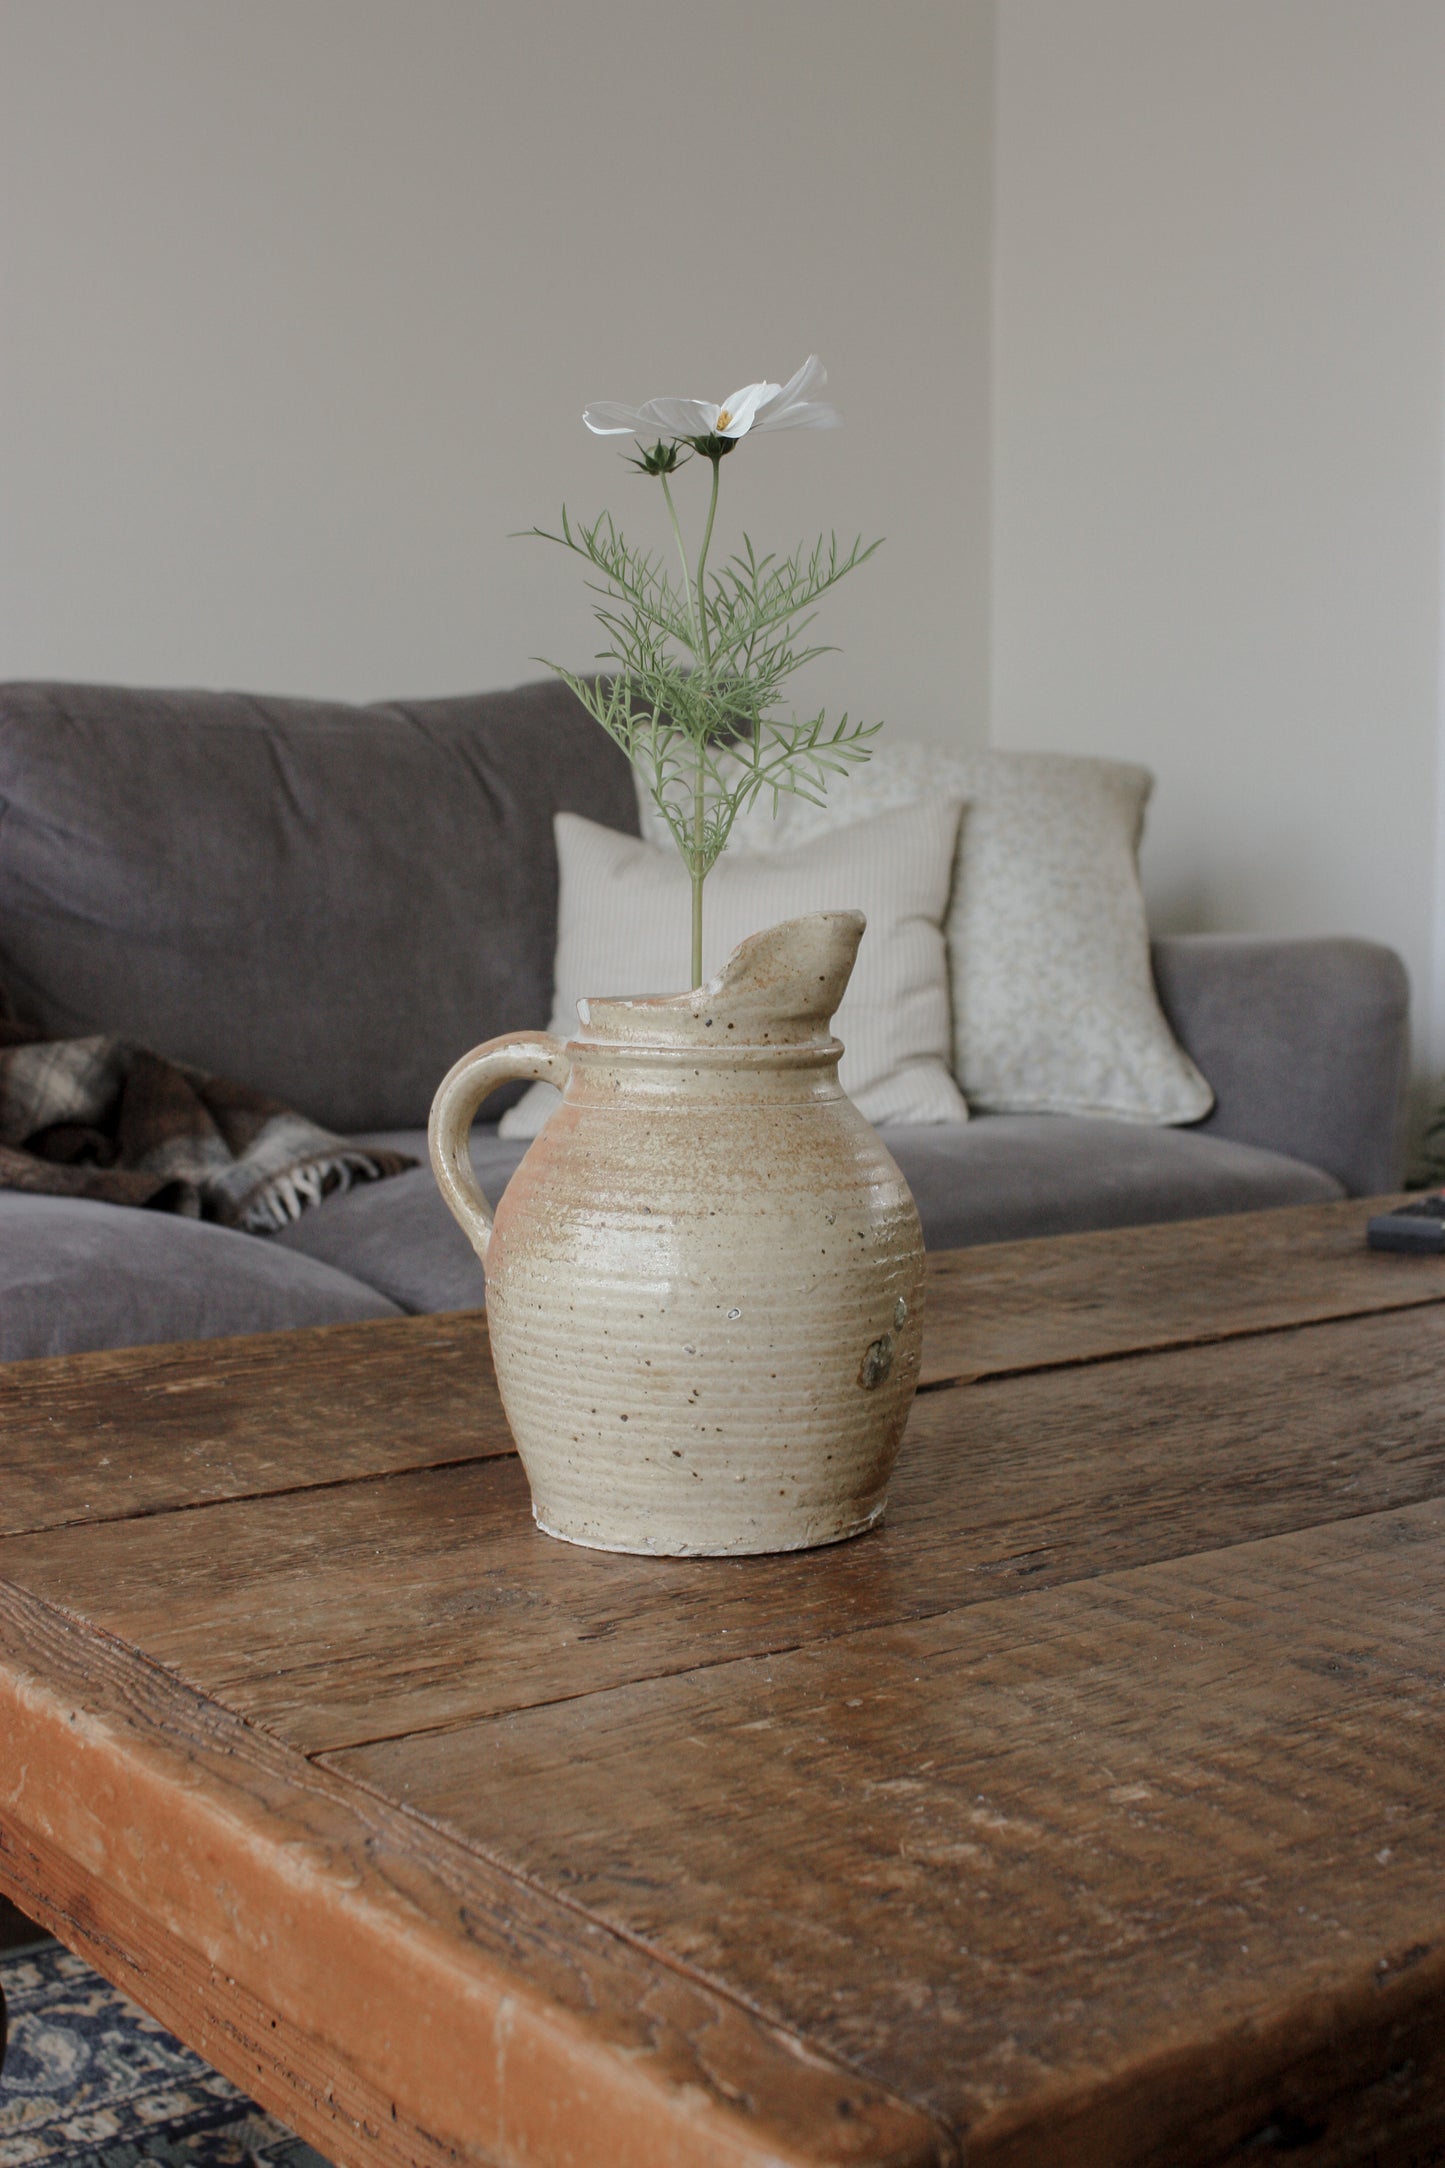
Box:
715;408;732;432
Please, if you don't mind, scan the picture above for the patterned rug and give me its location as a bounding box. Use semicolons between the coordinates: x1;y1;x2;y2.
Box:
0;1942;330;2167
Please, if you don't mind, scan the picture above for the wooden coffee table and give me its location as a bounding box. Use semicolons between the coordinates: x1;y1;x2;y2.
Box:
3;1197;1445;2167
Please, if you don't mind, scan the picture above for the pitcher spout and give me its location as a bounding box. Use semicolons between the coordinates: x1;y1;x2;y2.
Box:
577;911;866;1050
692;911;865;1029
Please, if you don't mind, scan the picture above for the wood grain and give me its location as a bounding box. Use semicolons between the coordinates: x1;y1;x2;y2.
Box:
8;1198;1435;1546
0;1817;466;2168
6;1204;1445;2167
4;1300;1443;1755
920;1194;1445;1386
0;1578;945;2168
333;1498;1445;2168
0;1311;512;1539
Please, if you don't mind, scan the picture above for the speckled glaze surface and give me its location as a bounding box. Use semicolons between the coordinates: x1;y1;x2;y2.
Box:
428;912;925;1556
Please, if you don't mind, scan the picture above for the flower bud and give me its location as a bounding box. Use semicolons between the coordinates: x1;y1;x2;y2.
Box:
627;438;687;476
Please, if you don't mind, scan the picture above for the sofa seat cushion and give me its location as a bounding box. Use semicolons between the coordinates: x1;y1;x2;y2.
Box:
270;1132;530;1316
270;1118;1341;1316
879;1114;1341;1250
0;1193;402;1363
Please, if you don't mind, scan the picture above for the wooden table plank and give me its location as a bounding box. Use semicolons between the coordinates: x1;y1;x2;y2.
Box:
7;1200;1437;1546
331;1498;1445;2167
4;1301;1444;1755
0;1577;945;2168
0;1312;511;1539
920;1194;1443;1386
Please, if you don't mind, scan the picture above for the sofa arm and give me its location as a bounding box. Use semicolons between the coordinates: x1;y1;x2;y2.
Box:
1151;934;1410;1196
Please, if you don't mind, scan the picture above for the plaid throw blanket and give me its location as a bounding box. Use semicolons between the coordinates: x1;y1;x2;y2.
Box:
0;1014;415;1233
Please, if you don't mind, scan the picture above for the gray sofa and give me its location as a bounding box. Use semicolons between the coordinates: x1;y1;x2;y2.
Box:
0;678;1410;1365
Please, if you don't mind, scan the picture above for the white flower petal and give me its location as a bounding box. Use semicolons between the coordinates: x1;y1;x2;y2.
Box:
713;379;778;438
763;355;827;412
719;382;760;414
753;398;841;432
751;355;840;431
637;396;720;436
583;401;655;435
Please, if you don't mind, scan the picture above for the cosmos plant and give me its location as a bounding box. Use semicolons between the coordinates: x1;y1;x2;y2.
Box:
532;357;880;988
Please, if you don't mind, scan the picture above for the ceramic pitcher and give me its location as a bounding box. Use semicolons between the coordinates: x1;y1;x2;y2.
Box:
429;911;925;1556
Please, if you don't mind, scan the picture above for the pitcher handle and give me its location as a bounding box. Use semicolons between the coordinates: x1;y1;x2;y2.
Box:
428;1031;571;1264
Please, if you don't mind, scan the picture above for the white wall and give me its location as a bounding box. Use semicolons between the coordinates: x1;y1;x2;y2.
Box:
992;0;1445;1098
10;1;1445;1105
0;0;992;745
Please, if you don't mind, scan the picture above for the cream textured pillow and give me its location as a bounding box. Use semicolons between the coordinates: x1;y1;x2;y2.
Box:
500;797;969;1137
635;742;1213;1125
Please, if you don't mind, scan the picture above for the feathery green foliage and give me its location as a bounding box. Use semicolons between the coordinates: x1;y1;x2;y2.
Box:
531;444;881;986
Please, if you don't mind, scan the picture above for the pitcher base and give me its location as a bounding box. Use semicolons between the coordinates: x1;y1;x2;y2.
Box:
531;1495;889;1558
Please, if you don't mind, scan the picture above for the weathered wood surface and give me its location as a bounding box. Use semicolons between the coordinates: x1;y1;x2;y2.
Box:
0;1578;940;2168
919;1193;1442;1386
4;1202;1445;2167
7;1199;1433;1545
1;1815;467;2168
334;1499;1445;2168
0;1311;510;1539
4;1300;1443;1754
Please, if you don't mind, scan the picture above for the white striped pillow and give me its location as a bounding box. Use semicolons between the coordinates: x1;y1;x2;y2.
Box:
499;799;968;1137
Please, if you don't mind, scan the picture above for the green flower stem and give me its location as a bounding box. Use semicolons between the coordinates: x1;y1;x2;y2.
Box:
661;464;713;984
693;456;721;671
688;455;723;986
663;455;724;987
659;472;703;658
691;865;704;992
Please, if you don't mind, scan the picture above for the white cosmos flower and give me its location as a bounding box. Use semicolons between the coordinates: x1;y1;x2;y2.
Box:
584;356;840;443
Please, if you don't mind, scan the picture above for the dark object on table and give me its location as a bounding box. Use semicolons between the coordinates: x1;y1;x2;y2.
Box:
1367;1194;1445;1252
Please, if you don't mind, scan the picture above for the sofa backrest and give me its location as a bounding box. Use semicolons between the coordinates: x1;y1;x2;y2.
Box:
0;678;638;1132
